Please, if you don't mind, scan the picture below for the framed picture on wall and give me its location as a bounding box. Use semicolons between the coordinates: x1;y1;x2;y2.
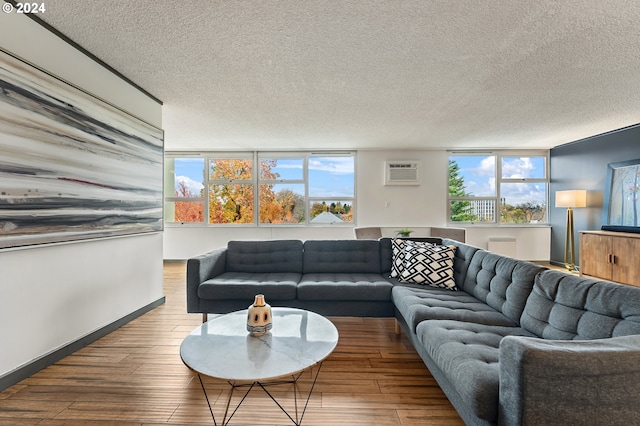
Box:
0;49;164;249
603;158;640;232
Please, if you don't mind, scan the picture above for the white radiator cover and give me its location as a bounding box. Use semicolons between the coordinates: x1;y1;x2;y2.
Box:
488;237;517;256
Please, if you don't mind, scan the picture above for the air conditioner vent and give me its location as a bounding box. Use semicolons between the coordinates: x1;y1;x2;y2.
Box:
384;161;420;185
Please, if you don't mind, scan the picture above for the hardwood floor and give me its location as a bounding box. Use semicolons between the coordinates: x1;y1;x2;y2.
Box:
0;262;463;426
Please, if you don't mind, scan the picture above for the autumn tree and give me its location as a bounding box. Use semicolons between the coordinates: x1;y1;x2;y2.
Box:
209;159;256;224
174;180;203;223
274;189;305;223
310;201;328;218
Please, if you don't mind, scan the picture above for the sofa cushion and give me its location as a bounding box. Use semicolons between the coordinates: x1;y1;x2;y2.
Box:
416;320;535;423
303;240;381;274
521;270;640;339
298;273;392;301
198;272;299;300
392;286;519;332
400;242;456;289
461;250;546;324
226;240;303;273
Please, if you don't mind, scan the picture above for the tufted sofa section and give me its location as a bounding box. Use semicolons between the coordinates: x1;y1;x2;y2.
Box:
392;249;546;332
187;238;640;426
297;240;394;314
520;270;640;339
192;240;302;314
403;268;640;426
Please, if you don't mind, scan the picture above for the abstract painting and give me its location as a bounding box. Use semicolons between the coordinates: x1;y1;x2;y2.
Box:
604;158;640;228
0;49;164;249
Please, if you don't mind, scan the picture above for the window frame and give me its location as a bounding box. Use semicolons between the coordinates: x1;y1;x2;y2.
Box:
164;155;206;224
257;152;306;224
447;151;549;225
164;151;356;226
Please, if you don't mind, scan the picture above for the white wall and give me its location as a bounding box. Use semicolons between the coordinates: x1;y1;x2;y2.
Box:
465;226;551;261
163;149;550;261
0;13;163;379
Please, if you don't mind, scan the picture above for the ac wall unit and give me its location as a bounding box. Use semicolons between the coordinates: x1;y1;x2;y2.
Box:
384;161;420;185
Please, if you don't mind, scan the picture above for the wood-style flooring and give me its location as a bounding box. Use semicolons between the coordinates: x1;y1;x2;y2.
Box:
0;261;463;426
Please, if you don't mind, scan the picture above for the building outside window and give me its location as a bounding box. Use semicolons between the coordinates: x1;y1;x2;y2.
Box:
164;152;355;225
448;153;548;224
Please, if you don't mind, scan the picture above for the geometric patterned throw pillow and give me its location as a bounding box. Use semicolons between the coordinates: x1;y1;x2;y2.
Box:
390;239;438;278
389;238;408;278
399;243;457;290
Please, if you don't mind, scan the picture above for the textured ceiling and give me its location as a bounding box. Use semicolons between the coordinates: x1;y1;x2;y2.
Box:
37;0;640;151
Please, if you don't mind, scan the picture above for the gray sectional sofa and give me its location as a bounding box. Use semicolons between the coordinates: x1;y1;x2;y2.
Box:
187;238;640;426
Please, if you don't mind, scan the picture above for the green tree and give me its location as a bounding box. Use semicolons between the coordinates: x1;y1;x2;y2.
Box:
448;159;477;222
501;201;546;224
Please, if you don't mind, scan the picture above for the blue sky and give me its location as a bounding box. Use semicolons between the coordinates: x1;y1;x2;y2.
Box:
173;158;204;196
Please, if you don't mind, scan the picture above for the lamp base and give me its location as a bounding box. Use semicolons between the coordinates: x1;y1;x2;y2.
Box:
563;207;576;272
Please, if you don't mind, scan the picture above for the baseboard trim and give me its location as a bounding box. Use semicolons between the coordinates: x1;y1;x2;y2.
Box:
0;296;166;392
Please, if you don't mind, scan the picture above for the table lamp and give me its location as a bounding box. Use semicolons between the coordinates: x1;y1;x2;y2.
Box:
555;189;587;271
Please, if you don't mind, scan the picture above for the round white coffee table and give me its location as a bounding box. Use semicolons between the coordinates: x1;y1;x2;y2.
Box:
181;307;339;425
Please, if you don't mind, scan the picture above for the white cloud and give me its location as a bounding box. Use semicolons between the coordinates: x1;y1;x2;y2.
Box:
475;156;496;176
502;157;535;179
308;157;354;174
463;156;495;196
502;182;547;205
175;175;204;196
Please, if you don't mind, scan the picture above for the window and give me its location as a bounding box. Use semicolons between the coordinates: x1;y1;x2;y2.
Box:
165;152;355;225
258;155;305;224
209;155;254;224
164;157;205;223
448;153;548;224
308;155;355;223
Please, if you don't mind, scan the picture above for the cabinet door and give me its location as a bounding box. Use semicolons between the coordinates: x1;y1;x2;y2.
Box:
612;237;640;287
580;233;612;280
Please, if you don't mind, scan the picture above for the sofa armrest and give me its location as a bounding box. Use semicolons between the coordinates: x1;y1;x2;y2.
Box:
186;248;227;313
499;334;640;426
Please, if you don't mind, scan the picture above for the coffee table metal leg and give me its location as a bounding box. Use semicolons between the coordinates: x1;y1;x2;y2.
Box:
198;363;324;425
197;374;217;425
198;374;257;426
256;362;324;425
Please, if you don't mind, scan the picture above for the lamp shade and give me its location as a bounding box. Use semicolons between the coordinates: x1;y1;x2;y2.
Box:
555;190;587;208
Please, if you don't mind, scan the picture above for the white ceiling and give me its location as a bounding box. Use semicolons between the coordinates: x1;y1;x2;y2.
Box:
38;0;640;152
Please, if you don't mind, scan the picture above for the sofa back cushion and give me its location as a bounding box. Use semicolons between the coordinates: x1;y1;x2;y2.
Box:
303;240;381;274
226;240;303;273
521;270;640;339
441;239;482;288
462;250;546;324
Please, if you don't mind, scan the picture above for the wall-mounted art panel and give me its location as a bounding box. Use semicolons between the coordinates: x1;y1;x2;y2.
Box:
603;158;640;231
0;50;164;249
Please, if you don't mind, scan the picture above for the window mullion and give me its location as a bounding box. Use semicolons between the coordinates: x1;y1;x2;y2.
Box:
496;155;502;224
304;154;310;224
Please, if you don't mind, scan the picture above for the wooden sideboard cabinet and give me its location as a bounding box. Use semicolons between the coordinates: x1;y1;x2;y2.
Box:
579;230;640;287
